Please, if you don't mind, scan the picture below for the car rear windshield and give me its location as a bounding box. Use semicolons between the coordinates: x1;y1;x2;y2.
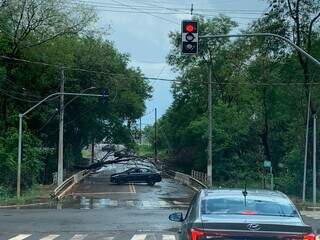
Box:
201;196;298;217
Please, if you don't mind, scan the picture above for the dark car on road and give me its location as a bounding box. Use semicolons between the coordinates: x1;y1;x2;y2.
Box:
169;188;316;240
110;167;161;186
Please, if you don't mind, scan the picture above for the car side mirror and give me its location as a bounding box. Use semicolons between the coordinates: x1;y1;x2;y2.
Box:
169;212;184;222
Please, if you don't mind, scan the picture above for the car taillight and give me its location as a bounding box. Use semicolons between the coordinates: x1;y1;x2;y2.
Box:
189;228;205;240
304;233;317;240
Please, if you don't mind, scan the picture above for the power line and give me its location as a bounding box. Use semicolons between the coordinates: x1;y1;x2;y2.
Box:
38;109;59;132
66;1;260;20
0;55;167;81
144;77;320;86
108;0;179;25
71;0;265;14
0;88;42;103
3;56;320;86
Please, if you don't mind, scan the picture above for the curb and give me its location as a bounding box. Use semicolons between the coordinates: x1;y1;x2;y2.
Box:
0;202;49;209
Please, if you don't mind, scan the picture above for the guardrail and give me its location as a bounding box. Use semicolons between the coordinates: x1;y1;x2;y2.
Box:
191;170;208;185
53;170;91;199
165;169;207;191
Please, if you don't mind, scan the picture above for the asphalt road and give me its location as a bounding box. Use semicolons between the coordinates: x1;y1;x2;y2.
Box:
0;162;194;240
1;160;320;239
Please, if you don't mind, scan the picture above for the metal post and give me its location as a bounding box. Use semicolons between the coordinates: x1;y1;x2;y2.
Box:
57;69;65;186
303;93;311;202
91;137;94;164
17;114;23;199
139;117;142;145
313;113;317;206
154;108;158;162
270;166;274;191
207;63;213;187
199;33;320;67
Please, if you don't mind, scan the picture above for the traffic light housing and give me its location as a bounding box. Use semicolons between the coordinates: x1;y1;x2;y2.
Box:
181;20;198;54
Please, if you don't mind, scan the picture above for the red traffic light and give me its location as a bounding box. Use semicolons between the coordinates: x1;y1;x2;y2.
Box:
182;21;197;33
185;23;195;33
181;20;198;54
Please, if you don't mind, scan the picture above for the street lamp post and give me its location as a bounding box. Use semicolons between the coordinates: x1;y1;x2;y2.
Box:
199;32;320;191
16;92;103;199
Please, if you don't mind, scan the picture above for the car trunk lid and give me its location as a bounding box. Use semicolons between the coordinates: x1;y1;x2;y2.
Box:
198;214;312;240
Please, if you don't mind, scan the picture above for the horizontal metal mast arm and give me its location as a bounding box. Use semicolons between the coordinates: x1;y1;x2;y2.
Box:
22;92;103;116
199;33;320;67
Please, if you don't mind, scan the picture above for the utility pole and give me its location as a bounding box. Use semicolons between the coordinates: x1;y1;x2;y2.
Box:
17;114;23;199
139;117;142;145
313;112;317;206
207;63;213;187
57;69;65;186
91;137;95;164
303;93;311;203
154;108;158;162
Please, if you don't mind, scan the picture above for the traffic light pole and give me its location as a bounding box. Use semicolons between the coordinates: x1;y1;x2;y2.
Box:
313;112;317;206
58;69;65;186
303;92;311;203
199;32;320;191
207;64;213;187
16;92;104;199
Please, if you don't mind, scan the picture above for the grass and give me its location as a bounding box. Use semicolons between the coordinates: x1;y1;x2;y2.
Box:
0;184;54;206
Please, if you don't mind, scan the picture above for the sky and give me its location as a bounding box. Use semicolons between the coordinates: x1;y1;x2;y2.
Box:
83;0;268;125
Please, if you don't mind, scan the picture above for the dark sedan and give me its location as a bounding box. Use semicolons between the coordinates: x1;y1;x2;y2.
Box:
110;167;161;186
169;188;316;240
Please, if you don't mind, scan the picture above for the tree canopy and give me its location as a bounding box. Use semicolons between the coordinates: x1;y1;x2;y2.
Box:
146;1;320;197
0;0;151;193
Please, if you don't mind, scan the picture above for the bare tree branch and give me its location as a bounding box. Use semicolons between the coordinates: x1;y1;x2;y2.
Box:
287;0;297;20
308;11;320;51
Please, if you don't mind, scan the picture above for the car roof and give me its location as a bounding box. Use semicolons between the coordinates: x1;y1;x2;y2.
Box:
200;188;291;204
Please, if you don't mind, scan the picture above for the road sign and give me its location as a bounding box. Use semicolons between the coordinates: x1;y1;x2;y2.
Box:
264;160;272;168
181;20;198;54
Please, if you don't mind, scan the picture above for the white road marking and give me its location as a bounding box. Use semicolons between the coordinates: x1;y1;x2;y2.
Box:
69;234;87;240
130;234;147;240
162;235;176;240
39;235;60;240
131;183;136;193
102;237;114;240
158;200;170;207
142;201;152;207
8;234;31;240
108;200;118;207
126;200;135;207
301;211;320;219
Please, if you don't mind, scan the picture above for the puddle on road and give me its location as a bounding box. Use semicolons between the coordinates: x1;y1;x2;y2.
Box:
8;195;184;210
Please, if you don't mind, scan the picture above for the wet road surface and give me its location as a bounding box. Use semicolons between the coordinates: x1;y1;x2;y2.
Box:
66;163;194;210
0;162;194;240
1;161;320;239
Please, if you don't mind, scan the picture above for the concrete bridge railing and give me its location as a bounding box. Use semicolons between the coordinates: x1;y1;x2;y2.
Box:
52;170;91;199
165;169;207;191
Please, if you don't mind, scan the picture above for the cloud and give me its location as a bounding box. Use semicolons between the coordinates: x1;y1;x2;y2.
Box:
86;0;267;122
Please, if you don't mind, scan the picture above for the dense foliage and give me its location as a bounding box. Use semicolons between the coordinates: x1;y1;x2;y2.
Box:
0;0;151;194
146;1;320;198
